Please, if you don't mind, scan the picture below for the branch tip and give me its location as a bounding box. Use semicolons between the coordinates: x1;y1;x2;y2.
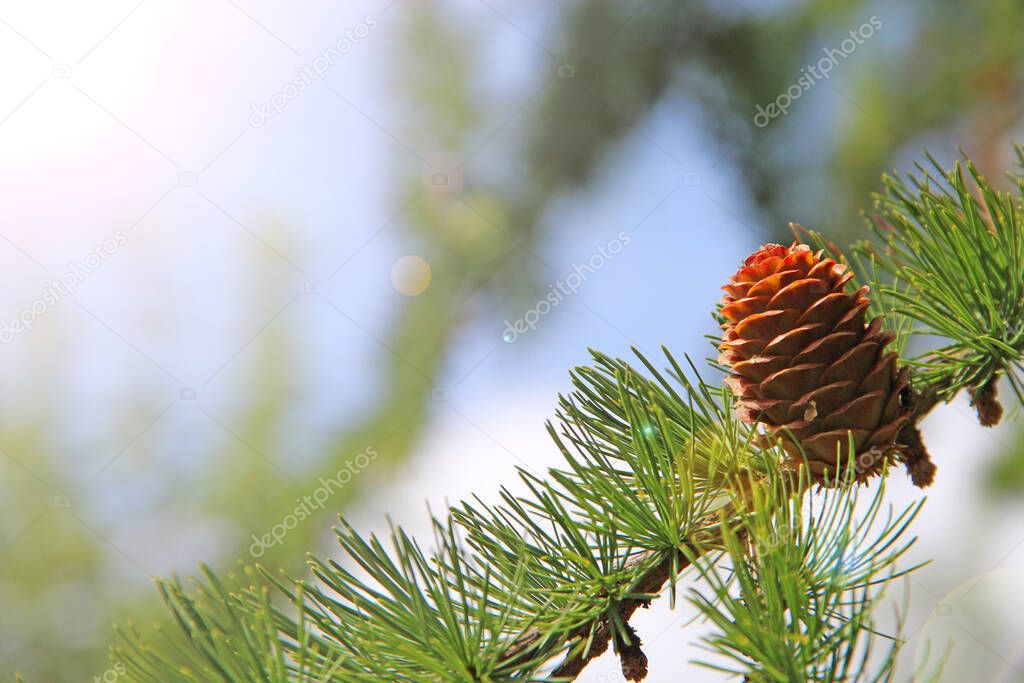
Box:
897;424;936;488
972;379;1004;427
619;636;648;682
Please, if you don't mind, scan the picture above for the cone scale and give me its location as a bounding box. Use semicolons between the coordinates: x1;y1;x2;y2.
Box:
719;243;908;482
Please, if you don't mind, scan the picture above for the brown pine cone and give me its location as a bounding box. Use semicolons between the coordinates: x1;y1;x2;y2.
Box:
718;243;908;483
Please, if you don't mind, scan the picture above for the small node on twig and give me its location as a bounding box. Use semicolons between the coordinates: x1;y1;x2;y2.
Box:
619;629;648;682
972;379;1004;427
896;424;936;488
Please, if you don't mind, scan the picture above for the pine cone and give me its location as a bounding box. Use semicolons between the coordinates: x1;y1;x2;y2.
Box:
718;243;908;482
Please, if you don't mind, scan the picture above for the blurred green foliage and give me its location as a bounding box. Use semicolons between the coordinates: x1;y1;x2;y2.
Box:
986;429;1024;496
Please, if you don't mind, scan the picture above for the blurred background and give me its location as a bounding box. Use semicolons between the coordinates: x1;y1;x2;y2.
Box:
1;0;1023;680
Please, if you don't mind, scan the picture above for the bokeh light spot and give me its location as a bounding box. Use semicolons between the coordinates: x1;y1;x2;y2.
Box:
391;255;432;296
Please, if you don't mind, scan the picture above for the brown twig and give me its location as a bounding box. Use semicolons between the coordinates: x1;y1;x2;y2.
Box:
496;547;698;681
548;548;689;680
895;384;941;488
495;503;745;682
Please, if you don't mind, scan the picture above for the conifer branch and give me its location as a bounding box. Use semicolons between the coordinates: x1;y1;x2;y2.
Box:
109;148;1024;683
